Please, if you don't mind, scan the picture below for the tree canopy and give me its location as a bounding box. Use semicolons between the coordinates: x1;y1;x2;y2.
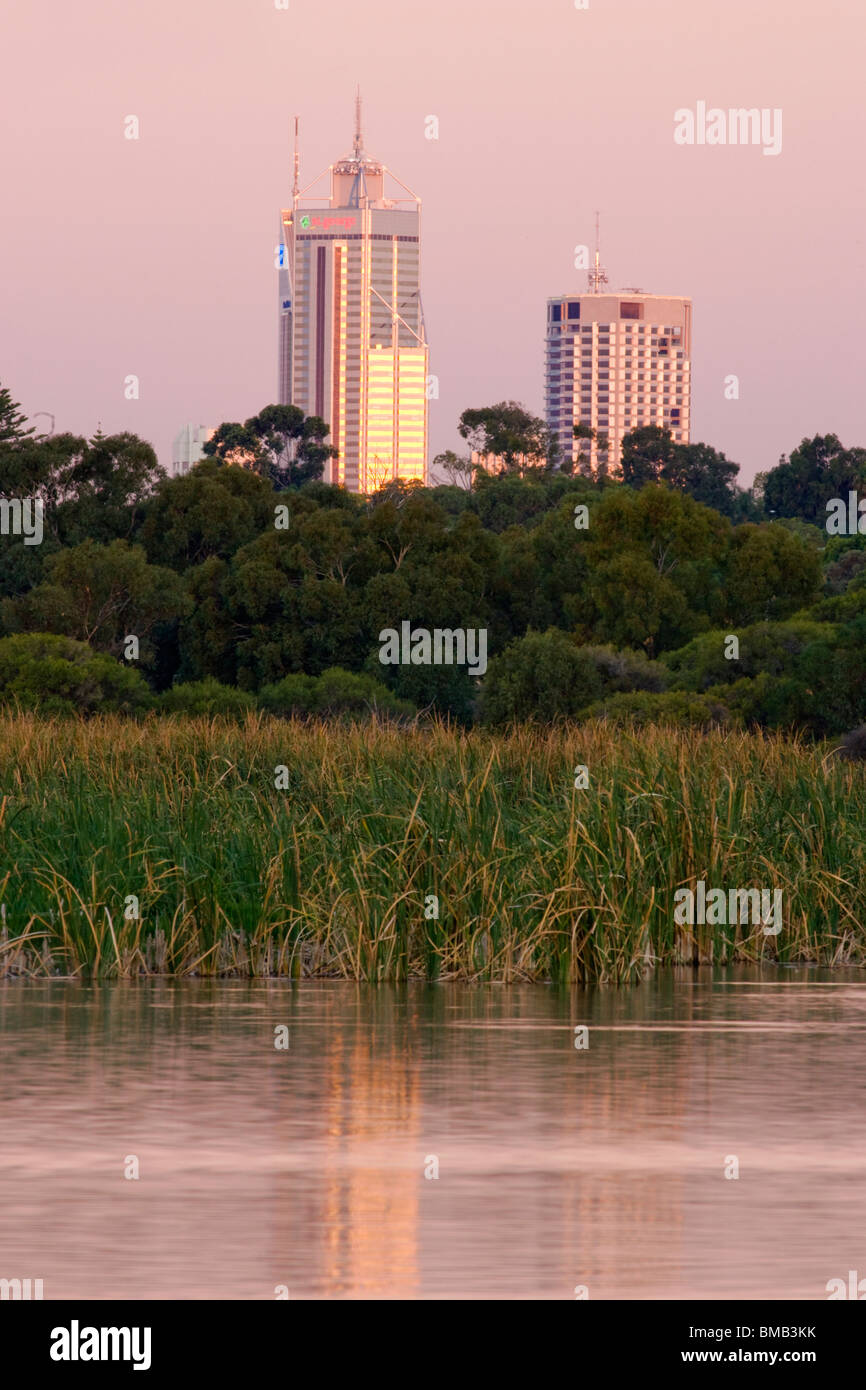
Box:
203;404;337;489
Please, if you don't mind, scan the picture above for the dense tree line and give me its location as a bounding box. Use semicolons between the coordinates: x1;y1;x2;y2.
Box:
1;383;865;737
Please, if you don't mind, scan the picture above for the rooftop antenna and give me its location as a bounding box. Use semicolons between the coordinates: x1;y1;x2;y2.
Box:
353;85;363;159
292;115;300;203
589;211;609;293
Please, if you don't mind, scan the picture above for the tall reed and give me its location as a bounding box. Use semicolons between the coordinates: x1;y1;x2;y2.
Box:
0;712;862;983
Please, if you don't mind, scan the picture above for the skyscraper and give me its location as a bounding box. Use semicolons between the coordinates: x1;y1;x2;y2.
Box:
278;97;428;492
544;241;691;476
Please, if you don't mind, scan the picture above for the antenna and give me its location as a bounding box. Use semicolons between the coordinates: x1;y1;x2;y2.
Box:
292;115;300;202
589;210;609;293
353;85;363;159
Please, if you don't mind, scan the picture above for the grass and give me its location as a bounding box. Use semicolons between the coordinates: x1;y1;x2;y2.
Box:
0;711;863;984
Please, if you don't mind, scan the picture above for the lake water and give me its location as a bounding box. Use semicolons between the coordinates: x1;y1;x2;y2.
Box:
1;969;864;1300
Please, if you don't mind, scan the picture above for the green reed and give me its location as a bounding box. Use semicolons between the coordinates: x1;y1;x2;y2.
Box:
0;712;863;983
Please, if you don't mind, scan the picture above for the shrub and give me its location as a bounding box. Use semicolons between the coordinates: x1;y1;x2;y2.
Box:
0;632;151;715
700;617;866;736
825;549;866;595
257;672;318;714
837;726;866;762
579;644;670;695
259;667;415;719
662;620;837;691
580;689;735;729
156;678;257;716
479;629;603;725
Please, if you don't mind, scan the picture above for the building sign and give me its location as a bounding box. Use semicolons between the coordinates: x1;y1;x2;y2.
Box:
298;214;357;231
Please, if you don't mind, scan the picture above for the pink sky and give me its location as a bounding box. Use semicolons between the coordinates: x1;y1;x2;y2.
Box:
2;0;864;485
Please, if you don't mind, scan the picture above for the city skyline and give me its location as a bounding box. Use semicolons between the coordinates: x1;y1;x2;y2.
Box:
2;0;863;489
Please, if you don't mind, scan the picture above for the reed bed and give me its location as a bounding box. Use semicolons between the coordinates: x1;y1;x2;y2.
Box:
0;711;863;983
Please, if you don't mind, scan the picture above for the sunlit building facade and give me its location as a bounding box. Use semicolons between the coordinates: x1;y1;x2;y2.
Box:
278;101;428;491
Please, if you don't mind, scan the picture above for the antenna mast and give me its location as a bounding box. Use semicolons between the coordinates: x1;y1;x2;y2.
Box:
589;211;609;293
353;85;363;158
292;115;300;205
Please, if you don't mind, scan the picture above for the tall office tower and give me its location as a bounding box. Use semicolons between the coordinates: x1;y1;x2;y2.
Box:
278;97;428;492
544;241;691;476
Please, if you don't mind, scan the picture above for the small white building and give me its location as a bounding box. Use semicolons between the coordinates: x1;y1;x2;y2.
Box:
170;424;216;477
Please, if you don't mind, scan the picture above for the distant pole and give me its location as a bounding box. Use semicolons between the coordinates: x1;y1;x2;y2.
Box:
292;115;300;203
354;86;363;157
589;211;608;293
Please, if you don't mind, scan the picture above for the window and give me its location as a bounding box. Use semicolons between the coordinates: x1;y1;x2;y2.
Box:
620;301;643;320
550;304;562;322
567;301;580;320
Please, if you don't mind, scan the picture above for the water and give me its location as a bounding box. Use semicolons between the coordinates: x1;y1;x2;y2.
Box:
1;969;864;1300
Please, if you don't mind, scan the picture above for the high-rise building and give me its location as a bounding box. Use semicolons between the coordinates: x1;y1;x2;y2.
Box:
545;246;691;476
171;424;216;477
278;97;428;492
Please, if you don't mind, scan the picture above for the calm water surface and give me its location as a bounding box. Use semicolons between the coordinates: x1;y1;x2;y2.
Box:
1;969;864;1299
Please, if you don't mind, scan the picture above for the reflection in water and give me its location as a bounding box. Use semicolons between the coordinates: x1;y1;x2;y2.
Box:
0;970;864;1299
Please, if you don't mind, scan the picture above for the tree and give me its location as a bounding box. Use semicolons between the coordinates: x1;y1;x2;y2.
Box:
763;434;866;526
0;428;165;601
618;427;744;517
431;450;473;489
0;383;35;446
368;478;427;510
662;441;740;515
722;523;822;624
0;430;164;545
2;540;189;673
204;405;337;489
619;425;679;487
137;460;275;571
577;486;731;642
572;422;608;476
58;431;166;544
457;401;559;475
